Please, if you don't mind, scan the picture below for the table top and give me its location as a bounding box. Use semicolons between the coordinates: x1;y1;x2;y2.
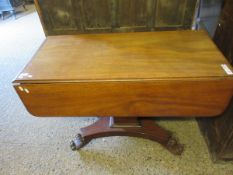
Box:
15;30;233;83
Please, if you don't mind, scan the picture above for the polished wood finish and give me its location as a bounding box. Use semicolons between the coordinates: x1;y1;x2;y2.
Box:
14;30;233;82
14;1;232;155
70;117;184;155
34;0;197;35
13;30;233;117
198;0;233;161
14;79;233;117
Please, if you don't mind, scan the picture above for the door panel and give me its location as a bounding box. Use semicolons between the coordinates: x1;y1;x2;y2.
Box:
36;0;77;34
80;0;113;32
155;0;187;27
35;0;197;35
116;0;148;31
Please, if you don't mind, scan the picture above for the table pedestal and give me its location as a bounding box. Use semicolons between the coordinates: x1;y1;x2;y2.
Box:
70;117;184;155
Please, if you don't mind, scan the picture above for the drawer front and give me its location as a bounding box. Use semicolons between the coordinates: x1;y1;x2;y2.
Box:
14;79;233;117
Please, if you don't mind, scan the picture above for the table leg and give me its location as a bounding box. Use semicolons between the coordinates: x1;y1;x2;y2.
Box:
70;117;184;155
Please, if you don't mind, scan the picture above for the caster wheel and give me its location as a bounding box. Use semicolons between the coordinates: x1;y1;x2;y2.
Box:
70;134;84;151
167;137;177;147
166;136;184;155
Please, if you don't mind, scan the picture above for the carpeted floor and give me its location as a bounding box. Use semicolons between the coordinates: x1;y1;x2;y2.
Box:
0;5;233;175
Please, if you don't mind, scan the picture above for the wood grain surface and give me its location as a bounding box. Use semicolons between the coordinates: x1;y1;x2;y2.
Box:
13;30;233;117
14;30;233;83
14;79;233;117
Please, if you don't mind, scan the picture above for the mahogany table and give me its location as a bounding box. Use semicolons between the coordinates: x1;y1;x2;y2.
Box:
13;30;233;155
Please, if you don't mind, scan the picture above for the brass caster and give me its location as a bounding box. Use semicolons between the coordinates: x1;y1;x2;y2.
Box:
70;134;84;151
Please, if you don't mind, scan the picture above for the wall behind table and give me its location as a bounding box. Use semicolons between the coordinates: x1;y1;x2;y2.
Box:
34;0;197;35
